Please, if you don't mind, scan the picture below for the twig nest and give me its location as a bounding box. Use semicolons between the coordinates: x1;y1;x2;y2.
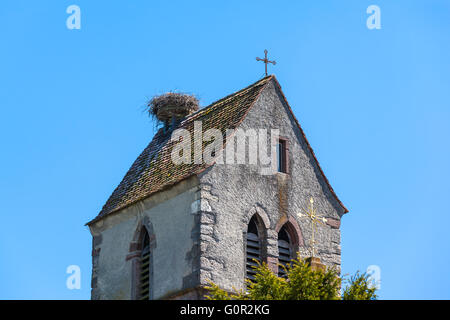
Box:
148;92;199;122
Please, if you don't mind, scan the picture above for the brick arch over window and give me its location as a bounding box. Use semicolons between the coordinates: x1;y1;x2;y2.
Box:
126;216;156;300
274;215;304;275
243;206;269;282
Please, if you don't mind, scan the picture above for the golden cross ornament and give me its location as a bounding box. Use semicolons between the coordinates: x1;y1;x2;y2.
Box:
297;197;327;258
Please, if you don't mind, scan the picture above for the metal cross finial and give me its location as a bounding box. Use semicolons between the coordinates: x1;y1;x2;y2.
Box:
256;49;276;76
297;197;327;258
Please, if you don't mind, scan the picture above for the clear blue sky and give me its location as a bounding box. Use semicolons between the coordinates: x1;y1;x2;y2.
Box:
0;0;449;300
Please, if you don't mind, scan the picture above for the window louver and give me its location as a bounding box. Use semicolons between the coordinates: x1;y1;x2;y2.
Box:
140;234;150;300
246;217;261;282
278;227;291;278
277;239;291;277
246;232;261;281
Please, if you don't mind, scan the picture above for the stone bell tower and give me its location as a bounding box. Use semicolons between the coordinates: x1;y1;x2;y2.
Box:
87;76;347;300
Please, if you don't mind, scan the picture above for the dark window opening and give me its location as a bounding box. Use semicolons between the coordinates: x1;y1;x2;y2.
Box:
277;139;287;173
278;226;291;277
246;216;261;282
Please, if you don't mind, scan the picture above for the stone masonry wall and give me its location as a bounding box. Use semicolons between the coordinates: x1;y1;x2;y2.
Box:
196;79;345;292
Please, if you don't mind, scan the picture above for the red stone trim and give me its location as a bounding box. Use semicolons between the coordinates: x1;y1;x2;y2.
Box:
326;218;341;229
275;215;304;247
129;241;140;252
126;251;141;261
130;258;140;300
274;215;305;275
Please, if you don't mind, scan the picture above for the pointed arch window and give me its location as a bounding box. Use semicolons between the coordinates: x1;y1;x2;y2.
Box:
127;218;155;300
246;216;261;281
140;230;151;300
277;225;292;277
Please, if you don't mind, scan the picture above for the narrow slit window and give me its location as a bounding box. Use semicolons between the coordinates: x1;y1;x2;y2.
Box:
277;226;291;277
277;139;287;173
140;231;150;300
246;216;261;282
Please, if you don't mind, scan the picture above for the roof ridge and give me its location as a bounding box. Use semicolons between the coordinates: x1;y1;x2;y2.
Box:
184;75;273;123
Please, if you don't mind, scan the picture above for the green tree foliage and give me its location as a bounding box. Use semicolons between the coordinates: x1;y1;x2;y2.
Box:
205;257;377;300
342;271;378;300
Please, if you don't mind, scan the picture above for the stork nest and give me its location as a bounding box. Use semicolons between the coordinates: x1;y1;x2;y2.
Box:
148;92;199;122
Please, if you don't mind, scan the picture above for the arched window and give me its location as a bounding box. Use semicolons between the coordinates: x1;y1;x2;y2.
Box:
127;217;155;300
246;216;261;281
277;225;292;277
140;230;151;300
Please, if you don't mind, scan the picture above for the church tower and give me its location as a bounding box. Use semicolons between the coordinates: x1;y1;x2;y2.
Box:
87;76;347;300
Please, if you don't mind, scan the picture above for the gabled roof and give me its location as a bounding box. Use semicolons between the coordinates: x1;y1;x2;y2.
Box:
88;75;347;226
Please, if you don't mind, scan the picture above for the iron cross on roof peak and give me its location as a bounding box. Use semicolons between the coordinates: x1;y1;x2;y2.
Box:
256;49;276;76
